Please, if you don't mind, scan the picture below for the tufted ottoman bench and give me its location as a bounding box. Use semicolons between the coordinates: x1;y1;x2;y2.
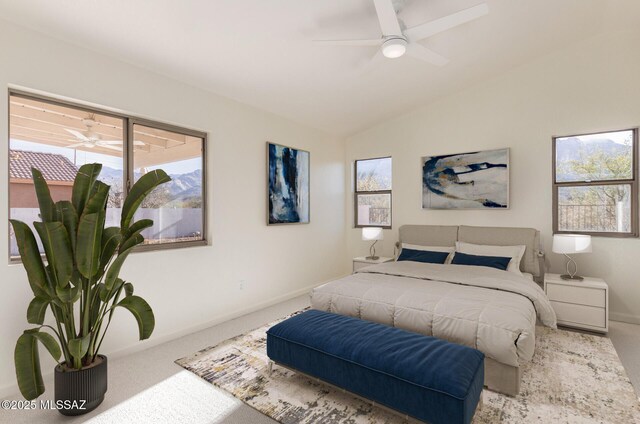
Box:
267;309;484;424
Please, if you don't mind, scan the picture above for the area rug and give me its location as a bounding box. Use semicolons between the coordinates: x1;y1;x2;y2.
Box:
176;312;640;423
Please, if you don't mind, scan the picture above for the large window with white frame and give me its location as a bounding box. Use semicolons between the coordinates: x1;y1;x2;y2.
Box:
553;128;638;237
8;91;207;260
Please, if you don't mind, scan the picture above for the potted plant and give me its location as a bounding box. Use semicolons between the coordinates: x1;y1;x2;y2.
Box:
11;163;170;415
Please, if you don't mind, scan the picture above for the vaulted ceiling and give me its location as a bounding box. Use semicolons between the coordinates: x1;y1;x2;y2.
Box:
0;0;637;136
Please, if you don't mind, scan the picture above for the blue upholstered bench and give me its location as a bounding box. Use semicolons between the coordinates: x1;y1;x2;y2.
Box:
266;310;484;424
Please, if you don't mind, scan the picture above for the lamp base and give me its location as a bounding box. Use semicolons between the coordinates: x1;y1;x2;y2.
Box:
365;255;380;260
560;274;584;281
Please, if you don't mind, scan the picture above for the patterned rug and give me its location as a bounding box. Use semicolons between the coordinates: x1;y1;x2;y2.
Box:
176;312;640;423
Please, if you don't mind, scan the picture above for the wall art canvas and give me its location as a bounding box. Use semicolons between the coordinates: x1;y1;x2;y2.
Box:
267;142;310;224
422;148;509;209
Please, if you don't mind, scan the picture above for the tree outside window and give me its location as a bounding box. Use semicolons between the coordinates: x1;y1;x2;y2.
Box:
355;157;392;228
553;129;637;237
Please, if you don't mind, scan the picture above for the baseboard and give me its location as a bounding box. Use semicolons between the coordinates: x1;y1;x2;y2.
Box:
0;275;346;399
610;312;640;325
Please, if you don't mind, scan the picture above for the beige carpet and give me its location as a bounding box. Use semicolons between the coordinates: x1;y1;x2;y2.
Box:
176;314;640;423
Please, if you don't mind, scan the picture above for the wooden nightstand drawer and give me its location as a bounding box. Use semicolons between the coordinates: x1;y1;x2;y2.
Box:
546;284;605;308
550;301;606;329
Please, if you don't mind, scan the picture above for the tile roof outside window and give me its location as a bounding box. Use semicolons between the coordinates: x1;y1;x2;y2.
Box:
10;149;78;182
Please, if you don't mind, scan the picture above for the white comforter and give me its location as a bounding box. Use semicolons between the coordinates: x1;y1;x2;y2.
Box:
310;261;557;367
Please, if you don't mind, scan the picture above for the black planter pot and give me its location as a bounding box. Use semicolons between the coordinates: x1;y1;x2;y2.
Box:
54;355;108;416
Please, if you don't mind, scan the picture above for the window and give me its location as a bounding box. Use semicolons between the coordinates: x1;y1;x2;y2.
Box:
553;128;638;237
355;157;392;228
131;122;205;246
9;91;206;260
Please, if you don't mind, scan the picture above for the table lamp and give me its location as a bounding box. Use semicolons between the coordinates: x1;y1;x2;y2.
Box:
362;227;383;260
552;234;592;281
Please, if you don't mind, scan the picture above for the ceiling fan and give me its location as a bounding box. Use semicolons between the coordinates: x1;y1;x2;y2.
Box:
65;117;145;151
314;0;489;66
65;118;123;151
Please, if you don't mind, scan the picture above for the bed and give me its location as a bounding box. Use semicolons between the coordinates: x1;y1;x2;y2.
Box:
310;225;557;396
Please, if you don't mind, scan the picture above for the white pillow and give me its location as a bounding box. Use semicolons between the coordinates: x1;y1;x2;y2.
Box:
455;241;526;275
400;243;455;263
401;243;455;253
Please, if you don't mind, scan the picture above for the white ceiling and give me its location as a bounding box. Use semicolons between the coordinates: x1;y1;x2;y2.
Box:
0;0;637;137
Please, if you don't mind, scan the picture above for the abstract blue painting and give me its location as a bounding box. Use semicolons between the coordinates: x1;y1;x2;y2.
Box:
268;142;310;224
422;148;509;209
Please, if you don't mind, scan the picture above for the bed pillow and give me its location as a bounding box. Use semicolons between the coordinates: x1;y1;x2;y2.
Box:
451;252;511;271
455;241;526;276
397;248;450;264
400;243;455;263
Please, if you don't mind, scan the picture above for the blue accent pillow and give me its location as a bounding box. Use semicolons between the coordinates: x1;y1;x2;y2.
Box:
397;248;450;264
451;252;511;271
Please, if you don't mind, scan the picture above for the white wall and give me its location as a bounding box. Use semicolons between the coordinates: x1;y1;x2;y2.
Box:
0;21;348;395
346;29;640;324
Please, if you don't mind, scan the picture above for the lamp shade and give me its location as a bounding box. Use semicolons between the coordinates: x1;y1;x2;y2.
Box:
362;227;384;241
552;234;592;254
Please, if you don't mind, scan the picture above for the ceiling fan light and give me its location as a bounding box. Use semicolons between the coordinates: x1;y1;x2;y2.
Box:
382;38;407;59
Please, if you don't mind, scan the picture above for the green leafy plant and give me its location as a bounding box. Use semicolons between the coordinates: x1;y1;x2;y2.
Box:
11;163;171;400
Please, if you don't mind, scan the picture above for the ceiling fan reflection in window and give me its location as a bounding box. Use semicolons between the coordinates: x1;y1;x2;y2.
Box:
314;0;489;66
65;116;145;151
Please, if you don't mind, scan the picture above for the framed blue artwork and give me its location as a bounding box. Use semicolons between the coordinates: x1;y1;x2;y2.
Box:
422;148;509;209
267;142;310;224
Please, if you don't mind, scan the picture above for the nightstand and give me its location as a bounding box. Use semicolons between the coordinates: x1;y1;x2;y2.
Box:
352;256;394;273
544;273;608;333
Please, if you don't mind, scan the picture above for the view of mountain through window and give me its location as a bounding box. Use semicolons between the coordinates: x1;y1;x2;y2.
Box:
132;123;204;244
554;129;637;236
8;93;206;259
9;95;125;258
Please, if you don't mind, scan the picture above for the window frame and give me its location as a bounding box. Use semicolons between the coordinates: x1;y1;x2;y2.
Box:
354;156;392;229
552;127;638;238
8;89;208;261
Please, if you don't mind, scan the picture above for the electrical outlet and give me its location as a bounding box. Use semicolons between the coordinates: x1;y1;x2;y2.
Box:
239;280;245;290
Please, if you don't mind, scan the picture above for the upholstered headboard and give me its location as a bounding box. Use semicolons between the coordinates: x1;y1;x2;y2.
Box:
397;224;543;277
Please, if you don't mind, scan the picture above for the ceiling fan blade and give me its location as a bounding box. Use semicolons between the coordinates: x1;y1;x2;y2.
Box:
405;43;449;66
405;3;489;42
66;143;85;148
373;0;402;36
313;39;382;46
65;128;90;141
100;139;146;146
